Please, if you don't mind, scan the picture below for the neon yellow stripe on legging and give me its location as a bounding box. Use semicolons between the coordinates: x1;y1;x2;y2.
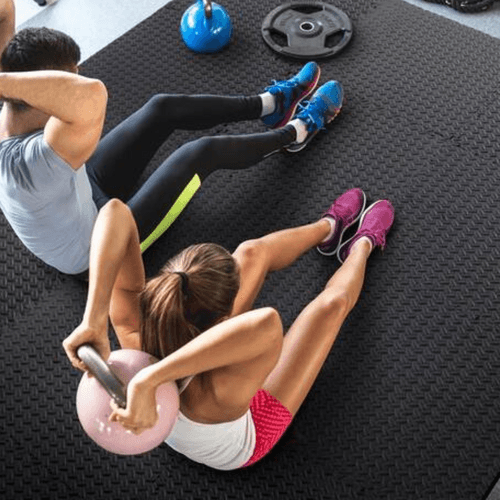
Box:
140;174;201;253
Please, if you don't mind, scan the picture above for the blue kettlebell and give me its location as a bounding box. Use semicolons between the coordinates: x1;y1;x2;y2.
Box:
180;0;232;54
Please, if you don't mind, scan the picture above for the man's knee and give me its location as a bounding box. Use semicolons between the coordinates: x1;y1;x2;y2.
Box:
145;94;169;116
146;93;188;119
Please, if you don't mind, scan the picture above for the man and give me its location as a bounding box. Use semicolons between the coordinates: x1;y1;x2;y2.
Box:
0;24;107;274
0;2;343;276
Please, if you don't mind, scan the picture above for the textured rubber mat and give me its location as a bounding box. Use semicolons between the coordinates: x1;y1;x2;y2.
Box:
2;0;500;499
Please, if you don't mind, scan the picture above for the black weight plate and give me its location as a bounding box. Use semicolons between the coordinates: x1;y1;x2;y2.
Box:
261;1;353;59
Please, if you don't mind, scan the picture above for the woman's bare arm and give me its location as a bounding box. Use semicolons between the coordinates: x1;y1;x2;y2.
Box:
141;307;282;385
63;199;145;370
110;307;283;432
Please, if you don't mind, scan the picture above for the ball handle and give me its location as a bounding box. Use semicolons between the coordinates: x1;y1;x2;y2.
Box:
203;0;212;19
77;344;127;408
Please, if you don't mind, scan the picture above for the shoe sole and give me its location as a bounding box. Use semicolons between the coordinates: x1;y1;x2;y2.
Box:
337;200;381;264
317;190;367;257
285;102;343;153
271;66;322;129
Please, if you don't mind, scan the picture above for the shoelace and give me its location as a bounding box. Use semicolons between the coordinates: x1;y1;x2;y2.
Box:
359;207;394;249
332;199;358;225
296;99;327;132
345;230;386;256
265;79;298;92
264;79;301;115
360;229;386;249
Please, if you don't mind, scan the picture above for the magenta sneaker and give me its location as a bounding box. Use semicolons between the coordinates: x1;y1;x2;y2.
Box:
337;200;395;263
317;188;367;257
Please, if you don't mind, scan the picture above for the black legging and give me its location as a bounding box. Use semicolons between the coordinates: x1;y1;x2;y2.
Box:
86;94;296;249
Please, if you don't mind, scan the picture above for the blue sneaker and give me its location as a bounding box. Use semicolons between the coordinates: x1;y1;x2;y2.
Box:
261;62;321;129
285;81;343;153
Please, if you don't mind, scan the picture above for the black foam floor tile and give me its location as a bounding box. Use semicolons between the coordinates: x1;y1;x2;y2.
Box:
2;1;500;499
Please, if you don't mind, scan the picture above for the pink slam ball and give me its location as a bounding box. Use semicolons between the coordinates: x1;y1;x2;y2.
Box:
76;349;179;455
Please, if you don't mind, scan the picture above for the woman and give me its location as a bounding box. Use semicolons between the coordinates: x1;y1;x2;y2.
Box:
63;188;395;470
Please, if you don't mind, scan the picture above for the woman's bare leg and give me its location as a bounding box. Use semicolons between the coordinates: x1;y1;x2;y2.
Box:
231;219;332;316
262;238;373;416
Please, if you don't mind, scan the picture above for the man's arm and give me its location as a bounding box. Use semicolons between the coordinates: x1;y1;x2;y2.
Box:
0;70;107;169
0;0;15;59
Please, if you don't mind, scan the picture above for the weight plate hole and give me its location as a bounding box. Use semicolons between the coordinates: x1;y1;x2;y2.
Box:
300;22;315;32
269;28;288;47
325;31;344;48
293;5;323;14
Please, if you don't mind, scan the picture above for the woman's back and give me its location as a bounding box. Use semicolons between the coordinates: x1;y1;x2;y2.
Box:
166;374;257;470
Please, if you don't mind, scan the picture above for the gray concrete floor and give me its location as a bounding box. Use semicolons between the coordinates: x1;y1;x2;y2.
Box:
15;0;173;62
402;0;500;39
488;481;500;500
14;0;500;64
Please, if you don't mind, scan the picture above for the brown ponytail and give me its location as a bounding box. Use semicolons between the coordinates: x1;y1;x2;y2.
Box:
140;243;240;360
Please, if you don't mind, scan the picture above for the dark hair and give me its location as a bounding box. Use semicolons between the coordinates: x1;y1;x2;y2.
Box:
140;243;240;360
1;27;80;72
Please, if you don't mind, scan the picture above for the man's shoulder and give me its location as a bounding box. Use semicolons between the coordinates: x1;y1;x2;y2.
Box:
0;131;51;193
0;130;44;149
0;131;46;170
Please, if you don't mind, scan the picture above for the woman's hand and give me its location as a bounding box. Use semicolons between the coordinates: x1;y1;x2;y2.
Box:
109;368;160;435
62;322;111;372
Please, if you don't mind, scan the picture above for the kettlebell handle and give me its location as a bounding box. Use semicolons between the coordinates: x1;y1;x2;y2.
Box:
77;344;127;408
203;0;212;19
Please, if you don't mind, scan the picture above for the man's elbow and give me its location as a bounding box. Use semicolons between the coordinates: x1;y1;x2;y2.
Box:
80;79;108;125
91;79;108;107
